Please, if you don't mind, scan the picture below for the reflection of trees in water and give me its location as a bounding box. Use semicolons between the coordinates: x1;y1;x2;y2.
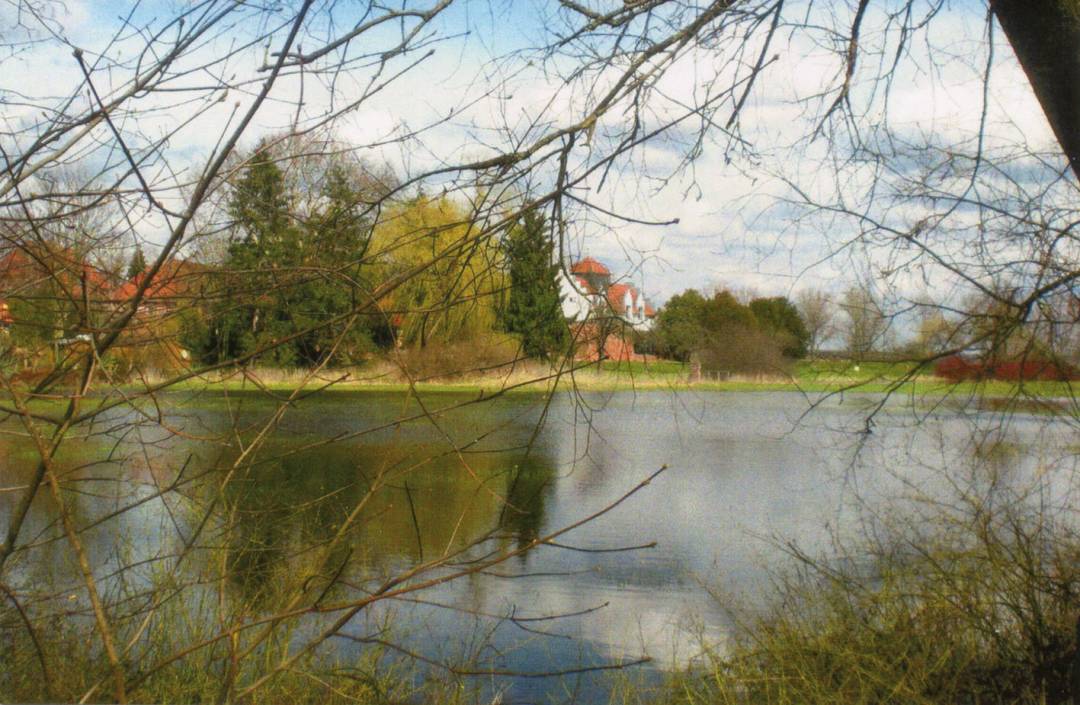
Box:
213;439;560;606
217;444;365;607
222;498;290;607
499;454;557;552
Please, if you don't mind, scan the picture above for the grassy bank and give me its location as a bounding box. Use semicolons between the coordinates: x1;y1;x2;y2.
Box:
117;358;1079;402
5;359;1074;423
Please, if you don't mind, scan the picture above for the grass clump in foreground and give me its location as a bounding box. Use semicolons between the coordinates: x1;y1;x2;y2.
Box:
0;588;482;705
645;465;1080;704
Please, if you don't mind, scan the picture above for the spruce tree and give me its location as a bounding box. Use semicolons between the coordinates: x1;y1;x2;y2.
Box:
126;243;147;280
208;146;298;365
190;145;381;367
504;209;569;359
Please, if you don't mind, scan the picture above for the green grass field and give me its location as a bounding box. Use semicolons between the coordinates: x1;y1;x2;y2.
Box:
3;359;1076;411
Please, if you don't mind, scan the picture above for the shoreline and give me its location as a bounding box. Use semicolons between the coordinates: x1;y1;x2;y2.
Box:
7;360;1076;411
133;370;1077;402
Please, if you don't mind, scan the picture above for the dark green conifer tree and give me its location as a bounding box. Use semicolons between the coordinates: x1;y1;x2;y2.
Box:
126;243;147;280
201;145;298;365
503;209;569;359
187;145;380;367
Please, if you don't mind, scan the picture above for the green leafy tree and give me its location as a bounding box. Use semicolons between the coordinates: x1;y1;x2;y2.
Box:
653;289;708;362
749;296;809;358
656;288;801;372
655;289;761;362
702;290;757;333
371;195;504;349
502;209;568;359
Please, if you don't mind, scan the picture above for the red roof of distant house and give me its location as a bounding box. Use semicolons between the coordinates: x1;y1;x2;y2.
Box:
0;247;113;297
571;257;610;276
606;282;636;315
113;273;180;302
112;259;202;305
644;303;656;317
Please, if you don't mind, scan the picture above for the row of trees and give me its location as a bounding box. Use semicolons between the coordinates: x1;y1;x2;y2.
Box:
709;284;1079;370
647;285;895;370
649;288;810;372
0;141;576;377
178;139;571;370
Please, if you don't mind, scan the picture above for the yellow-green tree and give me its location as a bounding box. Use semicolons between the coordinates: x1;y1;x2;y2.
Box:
371;195;504;348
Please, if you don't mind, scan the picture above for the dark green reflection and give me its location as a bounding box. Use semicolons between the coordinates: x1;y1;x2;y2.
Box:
213;438;558;604
499;454;556;552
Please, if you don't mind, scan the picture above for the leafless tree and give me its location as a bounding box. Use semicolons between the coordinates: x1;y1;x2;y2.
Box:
838;286;888;360
796;289;835;358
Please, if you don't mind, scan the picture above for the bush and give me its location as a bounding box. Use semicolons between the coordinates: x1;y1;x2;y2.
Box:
695;324;791;376
934;354;984;381
391;332;524;381
934;355;1078;382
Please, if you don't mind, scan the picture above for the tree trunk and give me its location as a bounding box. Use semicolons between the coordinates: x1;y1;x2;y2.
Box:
990;0;1080;181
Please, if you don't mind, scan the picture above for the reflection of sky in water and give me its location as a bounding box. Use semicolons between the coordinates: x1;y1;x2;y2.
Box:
1;391;1077;703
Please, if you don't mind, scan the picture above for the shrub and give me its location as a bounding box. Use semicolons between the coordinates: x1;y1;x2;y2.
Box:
649;444;1080;705
934;354;984;381
934;355;1078;382
695;324;791;376
391;332;524;381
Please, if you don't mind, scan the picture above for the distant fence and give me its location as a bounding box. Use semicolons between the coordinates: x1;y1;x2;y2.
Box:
813;350;913;362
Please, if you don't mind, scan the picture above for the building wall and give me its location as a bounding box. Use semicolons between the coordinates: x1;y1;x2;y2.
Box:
559;270;593;321
559;268;654;331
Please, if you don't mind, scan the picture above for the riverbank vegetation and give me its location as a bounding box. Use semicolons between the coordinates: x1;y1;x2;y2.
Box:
640;437;1080;705
119;358;1075;404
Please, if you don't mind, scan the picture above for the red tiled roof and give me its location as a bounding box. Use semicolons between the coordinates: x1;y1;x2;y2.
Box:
0;246;204;316
606;282;636;315
644;303;656;317
0;247;113;297
571;257;610;276
113;273;179;302
113;259;203;305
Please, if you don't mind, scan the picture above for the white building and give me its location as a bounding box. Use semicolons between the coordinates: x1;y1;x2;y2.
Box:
559;257;655;331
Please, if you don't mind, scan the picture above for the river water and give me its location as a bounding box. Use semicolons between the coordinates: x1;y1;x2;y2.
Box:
1;389;1076;703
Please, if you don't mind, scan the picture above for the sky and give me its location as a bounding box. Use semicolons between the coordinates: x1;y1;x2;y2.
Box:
0;0;1065;315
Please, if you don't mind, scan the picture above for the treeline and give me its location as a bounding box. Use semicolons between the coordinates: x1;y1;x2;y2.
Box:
0;136;574;379
646;288;809;373
178;137;569;372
